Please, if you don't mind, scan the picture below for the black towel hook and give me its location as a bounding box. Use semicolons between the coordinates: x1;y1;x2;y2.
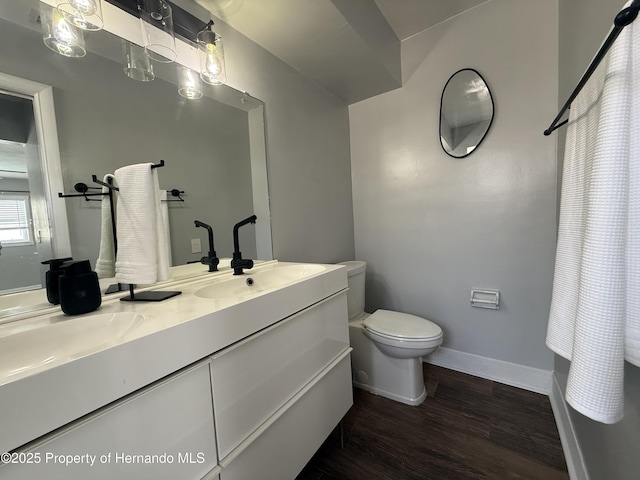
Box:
58;182;107;201
164;188;185;202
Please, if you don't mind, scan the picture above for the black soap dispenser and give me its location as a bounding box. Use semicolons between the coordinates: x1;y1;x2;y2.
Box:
41;257;73;305
58;260;102;315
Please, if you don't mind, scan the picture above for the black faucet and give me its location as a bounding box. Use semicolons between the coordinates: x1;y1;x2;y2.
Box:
231;215;257;275
194;220;219;272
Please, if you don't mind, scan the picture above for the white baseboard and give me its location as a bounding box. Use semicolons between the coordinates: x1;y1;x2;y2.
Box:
548;374;589;480
424;347;552;394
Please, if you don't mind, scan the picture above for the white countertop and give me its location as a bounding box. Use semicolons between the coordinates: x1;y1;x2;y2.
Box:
0;261;347;454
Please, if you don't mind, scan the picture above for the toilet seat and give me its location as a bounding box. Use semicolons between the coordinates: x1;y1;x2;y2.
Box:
363;309;442;341
364;328;443;351
365;328;442;344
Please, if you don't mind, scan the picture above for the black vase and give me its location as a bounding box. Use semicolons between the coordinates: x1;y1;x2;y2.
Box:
59;260;102;315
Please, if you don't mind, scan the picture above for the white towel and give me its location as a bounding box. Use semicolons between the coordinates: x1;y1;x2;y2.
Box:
95;174;116;278
114;164;170;285
547;1;640;424
159;189;173;268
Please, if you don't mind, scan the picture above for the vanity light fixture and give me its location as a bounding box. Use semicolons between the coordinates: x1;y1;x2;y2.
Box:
139;0;177;63
56;0;104;31
178;66;203;99
197;20;226;85
105;1;230;83
41;4;86;58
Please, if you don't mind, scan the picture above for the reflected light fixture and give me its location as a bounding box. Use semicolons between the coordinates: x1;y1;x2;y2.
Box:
465;79;489;97
41;3;86;58
178;66;203;99
121;40;155;81
197;20;226;85
56;0;104;31
139;0;177;63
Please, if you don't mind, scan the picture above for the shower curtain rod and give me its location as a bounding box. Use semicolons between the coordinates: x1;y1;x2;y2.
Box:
544;0;640;136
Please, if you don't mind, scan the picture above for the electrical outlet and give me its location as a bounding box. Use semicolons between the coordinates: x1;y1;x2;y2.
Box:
191;238;202;254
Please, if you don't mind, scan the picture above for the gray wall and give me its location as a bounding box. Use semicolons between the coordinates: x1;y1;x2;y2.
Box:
211;12;355;264
557;0;640;478
349;0;558;370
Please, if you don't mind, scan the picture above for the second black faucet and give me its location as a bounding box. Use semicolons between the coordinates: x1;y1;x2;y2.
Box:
231;215;257;275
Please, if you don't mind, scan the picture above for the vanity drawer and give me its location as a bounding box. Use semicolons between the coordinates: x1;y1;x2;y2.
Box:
210;290;349;460
0;361;217;480
219;352;352;480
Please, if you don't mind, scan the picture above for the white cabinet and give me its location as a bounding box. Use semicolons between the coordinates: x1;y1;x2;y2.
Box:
210;291;350;460
0;361;217;480
0;264;352;480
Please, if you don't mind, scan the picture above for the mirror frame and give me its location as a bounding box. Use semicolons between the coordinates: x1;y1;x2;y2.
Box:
439;68;494;159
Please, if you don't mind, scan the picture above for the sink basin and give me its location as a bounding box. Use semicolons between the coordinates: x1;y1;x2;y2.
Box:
195;264;326;299
0;312;145;383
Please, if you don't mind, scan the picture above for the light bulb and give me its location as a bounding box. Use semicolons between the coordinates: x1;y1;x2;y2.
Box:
198;28;226;85
178;67;203;99
204;44;222;75
69;0;97;16
42;5;86;57
57;0;103;31
54;15;78;44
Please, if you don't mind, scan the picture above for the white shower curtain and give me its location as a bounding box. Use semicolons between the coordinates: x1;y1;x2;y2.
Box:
546;0;640;424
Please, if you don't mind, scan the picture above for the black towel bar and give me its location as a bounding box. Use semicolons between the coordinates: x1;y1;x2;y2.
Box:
544;0;640;135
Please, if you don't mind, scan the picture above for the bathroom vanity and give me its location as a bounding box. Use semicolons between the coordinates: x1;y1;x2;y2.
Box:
0;262;352;479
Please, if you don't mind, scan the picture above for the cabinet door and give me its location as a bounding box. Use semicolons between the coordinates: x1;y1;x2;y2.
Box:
220;353;353;480
0;361;217;480
210;291;349;460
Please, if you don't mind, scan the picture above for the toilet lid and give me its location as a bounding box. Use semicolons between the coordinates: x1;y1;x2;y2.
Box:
363;309;442;340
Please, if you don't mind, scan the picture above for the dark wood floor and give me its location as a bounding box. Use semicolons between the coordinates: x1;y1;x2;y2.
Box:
297;364;569;480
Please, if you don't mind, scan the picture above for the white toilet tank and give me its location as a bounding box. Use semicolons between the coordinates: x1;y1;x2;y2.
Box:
339;261;366;320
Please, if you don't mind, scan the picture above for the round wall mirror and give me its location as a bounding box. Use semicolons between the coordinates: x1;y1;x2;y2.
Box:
439;68;494;158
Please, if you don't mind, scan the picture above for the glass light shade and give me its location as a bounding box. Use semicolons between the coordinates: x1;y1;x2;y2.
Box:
56;0;104;31
41;4;86;58
178;67;203;100
197;29;226;85
139;0;176;63
121;41;155;82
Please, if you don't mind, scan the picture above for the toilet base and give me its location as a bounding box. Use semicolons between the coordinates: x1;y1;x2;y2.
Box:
349;318;427;407
352;378;427;406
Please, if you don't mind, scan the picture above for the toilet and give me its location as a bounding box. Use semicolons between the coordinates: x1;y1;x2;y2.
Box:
340;261;443;406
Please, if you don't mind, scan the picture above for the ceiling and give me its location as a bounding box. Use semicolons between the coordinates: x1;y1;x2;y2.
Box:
195;0;488;104
0;0;489;105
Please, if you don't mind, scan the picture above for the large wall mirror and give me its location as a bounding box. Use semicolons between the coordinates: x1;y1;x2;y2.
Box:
0;1;272;317
439;68;494;158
